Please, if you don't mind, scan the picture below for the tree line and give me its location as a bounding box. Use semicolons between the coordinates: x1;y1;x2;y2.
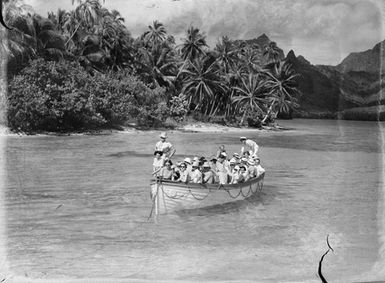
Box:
2;0;301;132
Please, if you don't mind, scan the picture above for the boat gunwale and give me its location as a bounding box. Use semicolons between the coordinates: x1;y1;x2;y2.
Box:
150;173;265;190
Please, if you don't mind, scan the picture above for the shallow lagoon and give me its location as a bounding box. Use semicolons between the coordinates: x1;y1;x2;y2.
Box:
2;119;385;282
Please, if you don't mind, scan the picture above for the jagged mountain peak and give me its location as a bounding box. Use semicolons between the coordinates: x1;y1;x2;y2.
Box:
286;50;297;60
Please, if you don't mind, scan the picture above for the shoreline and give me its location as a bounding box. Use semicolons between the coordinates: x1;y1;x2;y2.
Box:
0;122;291;137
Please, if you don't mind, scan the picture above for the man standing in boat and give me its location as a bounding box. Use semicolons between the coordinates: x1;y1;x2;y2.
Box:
155;132;176;159
240;136;259;156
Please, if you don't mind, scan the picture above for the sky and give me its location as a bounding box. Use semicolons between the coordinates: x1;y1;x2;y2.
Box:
24;0;385;65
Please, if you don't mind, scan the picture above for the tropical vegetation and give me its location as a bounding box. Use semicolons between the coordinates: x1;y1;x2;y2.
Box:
2;0;301;133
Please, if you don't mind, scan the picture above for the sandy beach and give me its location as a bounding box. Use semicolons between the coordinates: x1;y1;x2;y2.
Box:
0;121;288;137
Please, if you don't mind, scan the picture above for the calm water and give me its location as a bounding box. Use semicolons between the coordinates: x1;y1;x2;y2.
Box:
2;119;385;282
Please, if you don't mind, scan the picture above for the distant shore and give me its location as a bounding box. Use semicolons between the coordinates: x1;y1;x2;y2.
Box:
177;122;288;133
0;121;291;137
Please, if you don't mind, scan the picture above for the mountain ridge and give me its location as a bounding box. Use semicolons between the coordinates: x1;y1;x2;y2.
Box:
275;38;384;120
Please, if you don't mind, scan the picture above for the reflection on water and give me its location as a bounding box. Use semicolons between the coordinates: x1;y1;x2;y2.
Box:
3;119;385;282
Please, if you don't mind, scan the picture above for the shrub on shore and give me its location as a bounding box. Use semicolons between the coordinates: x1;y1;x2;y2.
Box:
7;59;167;132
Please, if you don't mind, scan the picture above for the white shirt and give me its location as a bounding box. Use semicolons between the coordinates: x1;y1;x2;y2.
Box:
241;139;259;156
155;140;174;157
256;164;265;177
189;169;203;183
153;157;164;176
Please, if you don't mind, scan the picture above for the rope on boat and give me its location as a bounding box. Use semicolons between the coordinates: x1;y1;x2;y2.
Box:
240;185;251;198
226;187;242;199
158;182;187;199
188;187;211;201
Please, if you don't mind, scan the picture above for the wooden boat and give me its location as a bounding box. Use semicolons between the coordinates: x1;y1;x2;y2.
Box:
149;173;265;215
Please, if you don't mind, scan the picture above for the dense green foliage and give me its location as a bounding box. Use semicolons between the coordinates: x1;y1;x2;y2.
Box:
3;0;301;133
8;59;166;131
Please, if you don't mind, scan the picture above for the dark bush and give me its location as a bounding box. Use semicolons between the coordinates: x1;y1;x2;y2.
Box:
7;59;168;132
247;111;263;128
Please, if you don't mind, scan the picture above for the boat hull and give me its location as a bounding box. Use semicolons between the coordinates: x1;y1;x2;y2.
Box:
150;174;265;215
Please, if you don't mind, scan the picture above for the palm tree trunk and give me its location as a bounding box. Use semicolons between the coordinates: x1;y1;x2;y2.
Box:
205;101;212;116
240;107;248;125
208;99;217;116
187;95;193;110
65;22;81;47
261;101;275;124
211;103;220;117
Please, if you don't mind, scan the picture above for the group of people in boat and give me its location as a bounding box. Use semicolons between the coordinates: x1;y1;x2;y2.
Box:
153;132;265;185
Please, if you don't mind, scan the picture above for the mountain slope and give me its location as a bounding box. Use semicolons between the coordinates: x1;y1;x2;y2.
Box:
336;40;385;73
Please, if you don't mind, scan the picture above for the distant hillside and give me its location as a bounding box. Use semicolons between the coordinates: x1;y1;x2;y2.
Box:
336;40;385;73
284;50;358;114
283;41;384;121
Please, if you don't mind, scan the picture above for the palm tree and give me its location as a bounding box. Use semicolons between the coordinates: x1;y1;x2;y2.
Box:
65;0;103;48
214;36;238;74
263;41;281;65
232;73;268;125
142;20;167;46
31;14;67;59
3;1;66;75
179;57;227;114
180;26;207;61
239;44;261;73
95;8;133;71
261;61;300;123
136;41;178;89
48;8;70;33
3;0;35;59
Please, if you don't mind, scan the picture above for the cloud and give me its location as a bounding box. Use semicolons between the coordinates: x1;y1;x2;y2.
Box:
24;0;384;65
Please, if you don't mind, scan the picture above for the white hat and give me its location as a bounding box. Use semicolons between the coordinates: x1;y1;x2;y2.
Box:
241;157;248;162
159;132;167;139
247;159;255;166
184;157;192;164
240;136;247;140
192;161;200;167
234;165;240;170
229;158;236;164
203;162;211;168
193;156;199;162
221;152;227;157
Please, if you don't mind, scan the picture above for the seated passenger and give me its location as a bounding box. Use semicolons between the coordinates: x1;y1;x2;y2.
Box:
202;162;216;184
245;160;257;181
193;156;200;164
160;160;174;180
199;156;207;167
153;150;164;177
184;157;192;173
240;157;249;168
242;151;251;159
171;165;180;181
216;154;229;184
209;156;219;183
233;153;241;164
238;165;248;183
228;158;237;183
178;162;190;183
230;165;244;184
189;161;203;183
255;157;266;177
